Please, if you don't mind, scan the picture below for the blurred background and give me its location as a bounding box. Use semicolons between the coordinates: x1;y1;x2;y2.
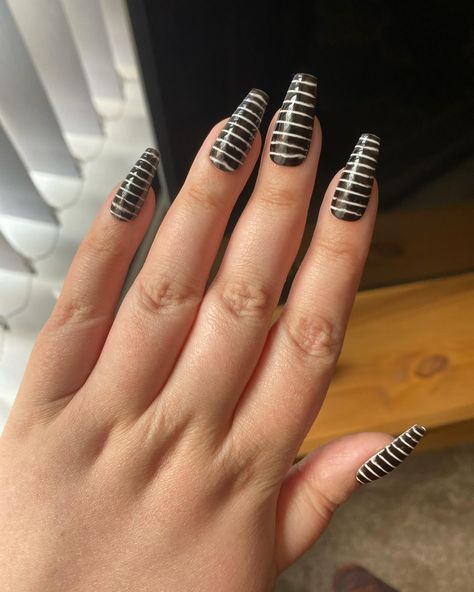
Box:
0;1;473;590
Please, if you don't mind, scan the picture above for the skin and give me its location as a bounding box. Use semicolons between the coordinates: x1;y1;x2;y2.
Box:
0;112;391;591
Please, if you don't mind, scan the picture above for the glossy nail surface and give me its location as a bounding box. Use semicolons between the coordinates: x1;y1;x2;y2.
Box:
356;424;427;485
110;147;160;222
210;88;269;172
331;133;380;221
270;73;317;166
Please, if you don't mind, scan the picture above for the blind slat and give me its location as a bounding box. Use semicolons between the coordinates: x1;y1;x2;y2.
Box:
0;124;58;224
8;0;102;137
0;232;33;274
62;0;123;103
101;0;138;80
0;0;80;177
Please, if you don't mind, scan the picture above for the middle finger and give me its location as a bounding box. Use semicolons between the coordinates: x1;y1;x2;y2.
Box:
160;74;320;427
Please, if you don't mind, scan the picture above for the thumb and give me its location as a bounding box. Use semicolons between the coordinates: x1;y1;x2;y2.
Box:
275;432;393;572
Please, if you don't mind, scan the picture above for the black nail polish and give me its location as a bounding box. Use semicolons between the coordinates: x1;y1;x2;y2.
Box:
356;424;427;485
331;133;380;222
210;88;269;172
110;147;160;222
270;73;317;167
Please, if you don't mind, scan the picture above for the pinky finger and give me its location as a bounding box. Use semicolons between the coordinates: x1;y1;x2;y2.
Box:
14;149;158;417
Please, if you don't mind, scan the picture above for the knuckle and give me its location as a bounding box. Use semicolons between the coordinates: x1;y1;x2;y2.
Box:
46;296;106;332
315;237;361;270
281;311;343;365
184;172;223;212
81;223;126;261
258;181;299;211
215;278;273;321
133;272;201;315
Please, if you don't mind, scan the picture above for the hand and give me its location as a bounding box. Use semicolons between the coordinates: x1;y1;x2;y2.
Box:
0;76;392;592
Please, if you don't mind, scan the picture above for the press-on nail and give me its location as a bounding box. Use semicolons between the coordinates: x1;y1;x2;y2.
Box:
110;147;160;222
356;424;427;485
270;73;317;166
330;133;380;221
210;88;269;172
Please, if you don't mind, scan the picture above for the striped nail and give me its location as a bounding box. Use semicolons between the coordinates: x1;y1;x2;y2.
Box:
270;73;317;166
356;424;427;485
110;147;160;222
210;89;269;172
330;133;380;221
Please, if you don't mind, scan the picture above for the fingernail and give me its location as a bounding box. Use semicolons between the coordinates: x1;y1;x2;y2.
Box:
356;424;427;485
270;73;317;166
110;147;160;222
210;88;269;172
330;133;380;221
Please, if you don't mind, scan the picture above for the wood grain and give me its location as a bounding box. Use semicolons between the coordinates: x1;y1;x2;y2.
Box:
210;202;474;453
291;201;474;293
362;202;474;288
214;202;474;296
294;273;474;456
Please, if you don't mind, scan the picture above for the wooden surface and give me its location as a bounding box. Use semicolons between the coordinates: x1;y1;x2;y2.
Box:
215;202;474;296
292;201;474;293
361;202;474;288
296;273;474;456
210;200;474;452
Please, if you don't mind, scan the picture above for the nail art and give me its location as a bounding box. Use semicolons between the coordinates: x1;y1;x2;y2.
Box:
330;133;380;222
210;89;269;172
110;147;160;222
270;73;317;167
356;424;427;485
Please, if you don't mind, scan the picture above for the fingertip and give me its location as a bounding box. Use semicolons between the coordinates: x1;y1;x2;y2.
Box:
298;432;394;497
326;133;380;223
105;184;156;229
191;117;263;181
309;168;378;262
206;88;268;175
262;112;322;162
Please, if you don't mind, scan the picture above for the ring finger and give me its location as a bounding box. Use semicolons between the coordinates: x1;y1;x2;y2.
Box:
85;89;269;418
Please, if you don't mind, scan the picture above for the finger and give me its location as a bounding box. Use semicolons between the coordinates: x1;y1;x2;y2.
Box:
15;149;158;415
87;90;268;417
233;134;380;463
160;74;320;427
275;432;391;572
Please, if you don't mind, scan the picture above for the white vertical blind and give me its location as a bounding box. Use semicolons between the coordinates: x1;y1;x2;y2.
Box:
0;273;57;410
0;0;169;431
101;0;138;79
0;233;33;275
7;0;103;138
0;124;58;224
0;0;80;177
62;0;123;104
